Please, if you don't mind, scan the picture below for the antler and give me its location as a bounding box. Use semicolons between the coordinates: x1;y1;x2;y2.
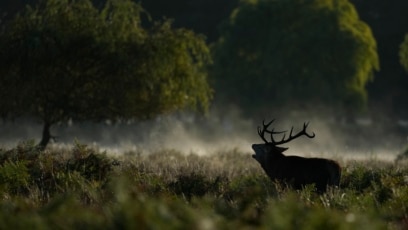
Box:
257;119;315;145
257;119;287;143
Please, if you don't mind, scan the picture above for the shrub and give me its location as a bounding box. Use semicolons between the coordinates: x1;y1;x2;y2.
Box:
169;172;226;200
0;160;30;194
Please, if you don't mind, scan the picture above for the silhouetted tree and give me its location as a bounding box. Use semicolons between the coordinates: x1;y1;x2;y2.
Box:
211;0;379;117
0;0;212;149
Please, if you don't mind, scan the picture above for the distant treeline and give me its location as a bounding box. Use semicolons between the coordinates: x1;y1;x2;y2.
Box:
1;0;408;118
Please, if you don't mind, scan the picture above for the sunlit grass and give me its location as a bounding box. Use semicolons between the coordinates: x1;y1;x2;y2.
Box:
0;142;407;229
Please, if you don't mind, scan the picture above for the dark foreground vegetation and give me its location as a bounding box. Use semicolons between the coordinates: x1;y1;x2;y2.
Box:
0;142;407;229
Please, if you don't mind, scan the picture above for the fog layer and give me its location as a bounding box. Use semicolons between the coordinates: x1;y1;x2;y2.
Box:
1;108;407;161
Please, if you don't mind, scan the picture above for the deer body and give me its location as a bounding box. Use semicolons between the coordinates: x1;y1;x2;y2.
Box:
252;120;341;193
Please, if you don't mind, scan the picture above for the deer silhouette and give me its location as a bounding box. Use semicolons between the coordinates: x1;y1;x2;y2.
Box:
252;119;341;193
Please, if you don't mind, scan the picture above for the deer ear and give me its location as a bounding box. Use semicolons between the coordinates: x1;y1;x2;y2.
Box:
276;146;289;152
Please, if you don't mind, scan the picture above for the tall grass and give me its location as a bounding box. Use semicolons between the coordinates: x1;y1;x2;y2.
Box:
0;142;407;229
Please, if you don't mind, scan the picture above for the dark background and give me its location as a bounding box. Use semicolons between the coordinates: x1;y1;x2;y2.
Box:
2;0;407;118
1;0;407;154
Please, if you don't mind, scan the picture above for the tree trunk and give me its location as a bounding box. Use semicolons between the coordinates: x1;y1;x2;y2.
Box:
37;122;52;150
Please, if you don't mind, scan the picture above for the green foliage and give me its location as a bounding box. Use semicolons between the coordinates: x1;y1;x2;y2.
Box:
341;165;382;192
0;160;30;194
212;0;379;114
399;34;408;73
67;143;112;181
0;0;212;147
169;172;221;200
262;193;386;230
352;0;408;117
0;141;113;202
0;143;407;229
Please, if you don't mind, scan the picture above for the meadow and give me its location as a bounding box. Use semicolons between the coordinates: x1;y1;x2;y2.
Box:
0;141;407;229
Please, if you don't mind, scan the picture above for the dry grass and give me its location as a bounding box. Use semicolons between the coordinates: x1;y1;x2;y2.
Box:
0;142;407;229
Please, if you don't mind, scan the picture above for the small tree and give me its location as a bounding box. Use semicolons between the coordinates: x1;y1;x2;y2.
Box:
211;0;379;116
0;0;212;149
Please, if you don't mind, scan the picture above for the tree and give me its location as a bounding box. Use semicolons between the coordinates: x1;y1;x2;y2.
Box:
351;0;408;118
211;0;379;116
400;34;408;116
0;0;212;149
400;34;408;73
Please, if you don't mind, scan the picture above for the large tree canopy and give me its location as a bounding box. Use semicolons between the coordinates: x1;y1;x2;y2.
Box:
211;0;379;115
0;0;212;149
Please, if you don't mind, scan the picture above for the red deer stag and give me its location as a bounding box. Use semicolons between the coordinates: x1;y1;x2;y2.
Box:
252;119;341;193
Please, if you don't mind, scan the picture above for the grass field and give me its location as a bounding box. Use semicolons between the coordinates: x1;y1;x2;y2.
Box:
0;141;407;229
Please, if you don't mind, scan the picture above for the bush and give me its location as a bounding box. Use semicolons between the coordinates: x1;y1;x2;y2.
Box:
0;160;30;194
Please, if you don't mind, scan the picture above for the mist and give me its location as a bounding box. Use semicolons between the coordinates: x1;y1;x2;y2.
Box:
0;107;407;161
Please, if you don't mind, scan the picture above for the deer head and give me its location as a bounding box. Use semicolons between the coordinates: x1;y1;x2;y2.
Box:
252;119;315;165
